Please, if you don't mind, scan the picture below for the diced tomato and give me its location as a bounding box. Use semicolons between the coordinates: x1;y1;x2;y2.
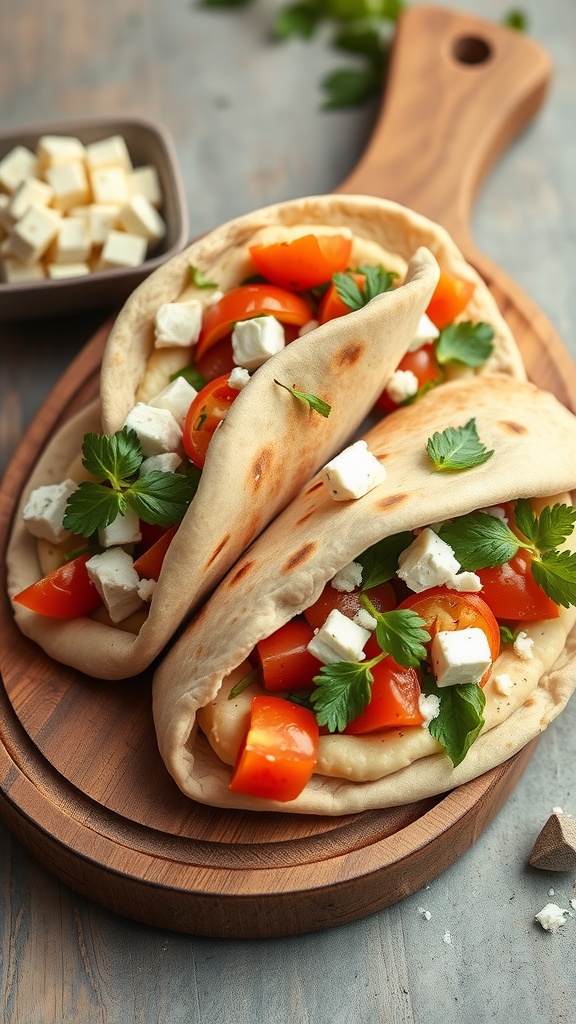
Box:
304;580;396;631
195;284;312;366
399;586;500;684
133;525;178;582
229;695;319;802
317;272;365;325
376;343;441;413
425;272;475;329
138;521;170;552
476;551;560;621
248;234;353;292
256;617;320;692
344;655;424;733
182;373;239;469
12;553;102;620
195;335;235;381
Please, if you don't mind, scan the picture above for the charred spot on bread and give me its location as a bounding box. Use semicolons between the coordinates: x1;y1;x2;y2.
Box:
228;561;256;587
204;533;232;568
499;420;528;435
375;492;409;512
282;542;317;573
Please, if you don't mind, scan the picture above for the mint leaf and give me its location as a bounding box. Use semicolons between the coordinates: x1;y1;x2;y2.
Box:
81;427;142;488
63;482;124;537
274;379;331;418
426;418;494;471
126;471;196;527
515;499;576;552
435;321;494;368
310;660;374;732
531;550;576;609
423;678;486;767
439;512;520;570
358;531;413;589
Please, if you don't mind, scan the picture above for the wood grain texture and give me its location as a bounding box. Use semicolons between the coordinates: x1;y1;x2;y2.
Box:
1;6;576;942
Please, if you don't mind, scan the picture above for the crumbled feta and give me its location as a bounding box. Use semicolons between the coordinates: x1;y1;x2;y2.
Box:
320;440;386;501
480;505;508;523
397;528;460;593
298;319;319;337
148;376;197;427
85;548;143;623
384;368;419;405
123;403;182;458
418;691;441;727
417;907;432;921
137;578;156;602
513;631;534;661
307;608;370;665
407;313;440;351
154;300;203;349
22;479;77;543
535;903;568;933
431;627;492;687
139;453;181;475
231;315;286;369
353;608;377;631
228;366;250;390
447;570;482;593
330;561;363;593
494;673;513;697
98;507;142;549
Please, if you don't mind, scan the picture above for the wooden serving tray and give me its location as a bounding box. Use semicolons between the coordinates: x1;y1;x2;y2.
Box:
1;8;575;939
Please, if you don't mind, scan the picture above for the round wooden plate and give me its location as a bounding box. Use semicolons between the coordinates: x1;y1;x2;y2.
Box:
1;9;575;939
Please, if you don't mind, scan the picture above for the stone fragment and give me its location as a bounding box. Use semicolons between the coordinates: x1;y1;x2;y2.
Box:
529;813;576;872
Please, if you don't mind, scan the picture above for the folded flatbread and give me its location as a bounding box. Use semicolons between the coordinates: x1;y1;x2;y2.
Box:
7;195;523;680
152;376;576;815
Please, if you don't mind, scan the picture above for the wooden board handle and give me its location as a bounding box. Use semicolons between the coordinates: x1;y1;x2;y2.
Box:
337;5;552;256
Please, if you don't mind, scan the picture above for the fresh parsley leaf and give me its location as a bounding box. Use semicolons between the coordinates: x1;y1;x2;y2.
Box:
310;660;374;733
287;690;315;711
63;482;125;537
359;264;398;301
371;607;430;668
357;531;413;589
171;362;207;391
439;512;520;570
274;379;331;418
435;321;494;368
126;471;196;527
332;264;396;311
189;265;218;289
273;1;321;38
81;428;142;488
334;24;384;59
321;64;382;109
514;499;576;552
531;550;576;609
499;624;519;645
426;418;494;472
423;677;486;767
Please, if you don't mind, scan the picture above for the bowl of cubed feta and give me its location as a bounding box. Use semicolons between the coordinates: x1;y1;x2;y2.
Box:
0;117;188;320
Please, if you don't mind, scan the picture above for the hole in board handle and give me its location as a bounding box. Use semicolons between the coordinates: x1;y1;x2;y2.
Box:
452;36;492;65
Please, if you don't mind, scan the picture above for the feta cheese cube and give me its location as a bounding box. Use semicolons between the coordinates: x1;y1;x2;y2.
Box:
513;630;534;661
353;608;377;631
139;453;182;475
431;627;492;687
49;216;92;264
99;229;147;269
89;166;130;206
320;440;386;501
446;570;482;593
46;262;91;279
137;578;157;602
231;315;285;369
330;561;363;593
397;528;461;593
307;608;371;665
1;257;46;282
37;134;85;169
128;164;163;207
148;376;197;427
384;368;419;405
85;548;143;623
154;300;203;348
21;479;77;543
123;402;182;457
228;367;250;390
1;177;53;229
87;204;119;248
85;135;132;173
98;506;142;548
408;312;440;351
0;145;38;194
117;194;166;244
45;160;90;213
8;204;62;264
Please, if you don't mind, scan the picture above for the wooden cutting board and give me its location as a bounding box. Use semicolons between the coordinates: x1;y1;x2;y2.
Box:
1;7;575;940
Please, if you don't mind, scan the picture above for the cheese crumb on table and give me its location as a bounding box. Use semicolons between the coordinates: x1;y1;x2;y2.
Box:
534;903;568;933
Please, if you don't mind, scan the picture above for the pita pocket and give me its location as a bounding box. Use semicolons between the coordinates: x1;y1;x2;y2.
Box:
152;376;576;815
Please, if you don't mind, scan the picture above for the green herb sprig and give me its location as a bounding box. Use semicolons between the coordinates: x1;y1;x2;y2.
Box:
274;379;331;417
426;418;494;472
332;264;397;311
435;321;495;368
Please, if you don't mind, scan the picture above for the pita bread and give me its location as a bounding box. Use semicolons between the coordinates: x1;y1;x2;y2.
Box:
152;376;576;815
7;195;523;681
